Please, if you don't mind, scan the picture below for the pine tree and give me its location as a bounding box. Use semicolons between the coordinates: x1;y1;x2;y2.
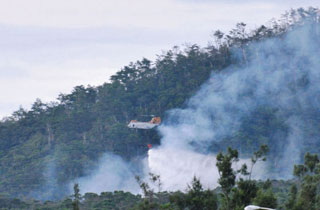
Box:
72;183;81;210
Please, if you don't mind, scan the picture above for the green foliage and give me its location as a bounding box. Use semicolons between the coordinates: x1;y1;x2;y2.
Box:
287;152;320;210
169;177;218;210
134;174;218;210
133;199;160;210
84;191;141;210
0;148;306;209
284;184;297;210
252;189;277;208
0;41;220;197
216;147;239;209
185;177;218;210
304;152;319;173
231;179;258;210
249;144;269;179
216;145;273;210
0;7;319;200
293;164;307;179
72;183;81;210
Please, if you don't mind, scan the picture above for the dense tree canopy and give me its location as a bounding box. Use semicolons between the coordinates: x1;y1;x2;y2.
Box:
0;7;319;201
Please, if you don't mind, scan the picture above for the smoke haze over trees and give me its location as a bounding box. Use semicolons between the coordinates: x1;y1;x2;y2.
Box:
0;7;320;208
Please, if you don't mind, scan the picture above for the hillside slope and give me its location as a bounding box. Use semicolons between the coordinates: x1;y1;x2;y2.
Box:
0;7;319;199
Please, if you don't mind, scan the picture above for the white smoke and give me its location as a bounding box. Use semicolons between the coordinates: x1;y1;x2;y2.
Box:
29;159;65;201
70;21;320;195
147;147;266;191
148;147;219;191
147;21;320;188
69;153;140;195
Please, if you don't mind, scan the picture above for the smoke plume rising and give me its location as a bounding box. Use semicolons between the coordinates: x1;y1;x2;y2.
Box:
70;153;140;195
147;21;320;189
70;21;320;196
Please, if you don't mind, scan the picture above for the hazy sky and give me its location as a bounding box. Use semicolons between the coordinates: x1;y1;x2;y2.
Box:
0;0;319;118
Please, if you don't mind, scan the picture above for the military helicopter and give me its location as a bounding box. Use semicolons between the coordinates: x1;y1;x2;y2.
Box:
128;115;161;129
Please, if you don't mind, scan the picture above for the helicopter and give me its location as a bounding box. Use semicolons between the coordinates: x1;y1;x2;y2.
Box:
128;115;161;129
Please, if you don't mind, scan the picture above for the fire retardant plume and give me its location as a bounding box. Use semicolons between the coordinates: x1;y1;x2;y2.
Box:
147;147;258;191
148;21;320;191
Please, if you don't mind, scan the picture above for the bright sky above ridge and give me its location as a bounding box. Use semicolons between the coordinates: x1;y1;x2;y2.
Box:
0;0;319;118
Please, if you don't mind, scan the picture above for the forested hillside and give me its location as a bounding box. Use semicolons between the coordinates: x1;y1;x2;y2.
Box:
0;7;319;201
